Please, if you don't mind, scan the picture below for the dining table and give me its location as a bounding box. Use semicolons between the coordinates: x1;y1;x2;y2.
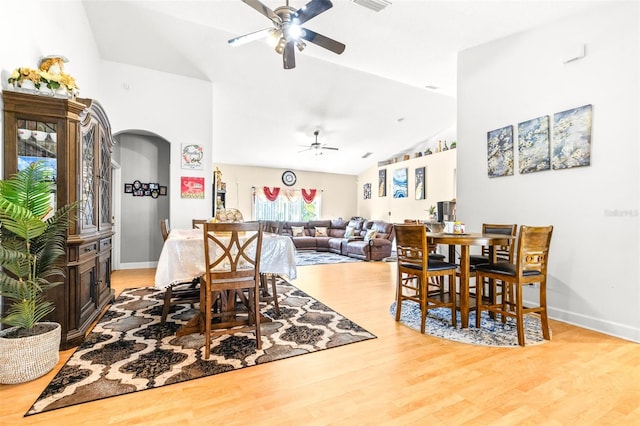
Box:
427;232;514;328
154;228;297;335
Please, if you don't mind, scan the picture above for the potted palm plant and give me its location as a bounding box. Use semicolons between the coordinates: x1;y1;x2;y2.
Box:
0;161;76;384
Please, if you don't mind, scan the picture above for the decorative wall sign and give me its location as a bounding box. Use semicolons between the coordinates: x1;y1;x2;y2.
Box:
181;143;204;170
378;169;386;197
393;168;408;198
363;183;371;200
415;167;425;200
552;104;592;169
518;115;550;174
487;125;514;178
181;176;205;199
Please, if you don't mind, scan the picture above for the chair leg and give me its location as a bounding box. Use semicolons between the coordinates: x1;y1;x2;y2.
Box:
539;280;551;341
449;271;457;327
252;286;262;349
395;273;404;322
419;277;428;333
475;273;483;329
269;275;280;317
161;287;172;324
515;283;525;347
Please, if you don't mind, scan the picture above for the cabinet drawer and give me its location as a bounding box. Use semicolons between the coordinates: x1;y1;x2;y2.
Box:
79;241;98;260
100;238;112;251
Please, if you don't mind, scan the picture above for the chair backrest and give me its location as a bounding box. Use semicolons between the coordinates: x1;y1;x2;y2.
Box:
202;221;263;284
192;219;208;229
514;225;553;276
394;224;427;269
404;219;419;224
160;218;170;241
481;223;517;261
215;208;244;223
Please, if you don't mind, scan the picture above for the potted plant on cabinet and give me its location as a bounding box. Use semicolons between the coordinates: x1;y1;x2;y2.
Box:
0;162;76;384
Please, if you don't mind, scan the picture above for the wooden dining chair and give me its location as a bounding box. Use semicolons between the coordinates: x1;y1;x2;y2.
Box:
201;221;264;359
475;225;553;346
394;224;458;332
159;219;200;324
192;219;208;229
160;218;170;241
403;219;445;260
469;223;517;266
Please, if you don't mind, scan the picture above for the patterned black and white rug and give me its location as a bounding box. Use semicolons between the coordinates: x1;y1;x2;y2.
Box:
390;301;549;347
26;280;376;416
295;250;364;266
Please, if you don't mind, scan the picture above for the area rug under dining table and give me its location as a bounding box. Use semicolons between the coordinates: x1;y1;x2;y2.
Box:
26;278;376;416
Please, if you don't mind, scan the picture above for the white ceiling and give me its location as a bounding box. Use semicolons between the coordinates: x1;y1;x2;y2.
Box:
82;0;606;175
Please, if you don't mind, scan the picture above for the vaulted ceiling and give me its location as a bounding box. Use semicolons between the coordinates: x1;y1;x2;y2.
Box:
82;0;604;175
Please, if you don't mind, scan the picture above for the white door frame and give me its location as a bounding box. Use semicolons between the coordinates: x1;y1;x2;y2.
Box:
111;159;122;270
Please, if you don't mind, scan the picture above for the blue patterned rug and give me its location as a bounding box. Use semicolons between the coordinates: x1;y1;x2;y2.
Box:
390;301;548;347
295;250;364;266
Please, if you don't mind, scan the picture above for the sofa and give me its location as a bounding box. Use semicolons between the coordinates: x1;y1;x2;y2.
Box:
277;218;395;261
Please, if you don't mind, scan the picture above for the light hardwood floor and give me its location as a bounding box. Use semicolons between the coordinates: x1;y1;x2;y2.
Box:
2;263;639;425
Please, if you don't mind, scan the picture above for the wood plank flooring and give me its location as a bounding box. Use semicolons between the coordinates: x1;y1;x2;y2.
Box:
2;262;639;425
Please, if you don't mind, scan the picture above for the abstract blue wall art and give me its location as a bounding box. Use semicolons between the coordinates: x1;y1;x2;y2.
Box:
393;168;408;198
552;104;592;169
518;115;550;174
378;169;386;197
487;125;514;178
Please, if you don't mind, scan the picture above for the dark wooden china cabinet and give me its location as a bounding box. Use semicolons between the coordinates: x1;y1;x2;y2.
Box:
2;90;115;349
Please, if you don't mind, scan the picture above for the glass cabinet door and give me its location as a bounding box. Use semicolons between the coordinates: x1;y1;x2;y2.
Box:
16;118;57;209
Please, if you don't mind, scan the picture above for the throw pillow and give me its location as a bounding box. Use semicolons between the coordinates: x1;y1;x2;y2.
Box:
315;226;328;237
291;226;305;237
364;229;378;242
344;226;355;239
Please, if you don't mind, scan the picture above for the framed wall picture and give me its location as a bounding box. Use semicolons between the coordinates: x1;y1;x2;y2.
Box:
487;125;514;178
181;143;204;170
180;176;205;199
415;166;425;200
552;104;592;169
159;186;167;196
363;183;372;200
124;183;133;193
392;168;408;198
378;169;386;197
518;115;550;174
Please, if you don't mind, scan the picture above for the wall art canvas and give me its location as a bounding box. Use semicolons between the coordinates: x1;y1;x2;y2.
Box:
552;104;592;169
181;143;204;170
393;168;408;198
180;176;205;199
378;169;387;197
363;183;372;200
518;115;550;174
487;125;514;178
415;167;426;200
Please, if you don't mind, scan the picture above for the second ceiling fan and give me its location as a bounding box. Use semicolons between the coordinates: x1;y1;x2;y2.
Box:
298;130;339;154
228;0;346;69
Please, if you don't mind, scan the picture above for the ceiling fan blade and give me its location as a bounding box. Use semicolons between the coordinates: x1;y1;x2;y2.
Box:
300;28;345;54
293;0;333;25
228;28;274;46
297;147;312;153
321;146;339;151
283;40;296;69
241;0;281;25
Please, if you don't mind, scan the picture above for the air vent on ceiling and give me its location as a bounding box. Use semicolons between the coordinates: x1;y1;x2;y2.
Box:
351;0;391;13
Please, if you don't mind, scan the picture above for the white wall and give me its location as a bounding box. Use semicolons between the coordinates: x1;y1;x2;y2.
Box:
457;3;639;342
358;149;457;223
215;164;358;220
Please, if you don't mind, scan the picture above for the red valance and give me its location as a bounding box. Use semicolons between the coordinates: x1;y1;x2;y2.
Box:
301;188;317;203
263;186;280;202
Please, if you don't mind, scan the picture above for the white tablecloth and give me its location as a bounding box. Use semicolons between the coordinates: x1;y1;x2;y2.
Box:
154;228;297;289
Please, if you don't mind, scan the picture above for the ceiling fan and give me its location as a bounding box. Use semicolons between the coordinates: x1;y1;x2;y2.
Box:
228;0;346;69
298;130;339;154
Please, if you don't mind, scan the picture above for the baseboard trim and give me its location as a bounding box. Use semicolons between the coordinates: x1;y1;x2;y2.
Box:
523;297;639;343
117;261;158;270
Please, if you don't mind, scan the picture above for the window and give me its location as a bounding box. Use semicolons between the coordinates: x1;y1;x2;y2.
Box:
253;187;321;221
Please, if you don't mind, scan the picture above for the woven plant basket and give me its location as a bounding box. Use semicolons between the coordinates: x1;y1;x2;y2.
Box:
0;322;61;384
